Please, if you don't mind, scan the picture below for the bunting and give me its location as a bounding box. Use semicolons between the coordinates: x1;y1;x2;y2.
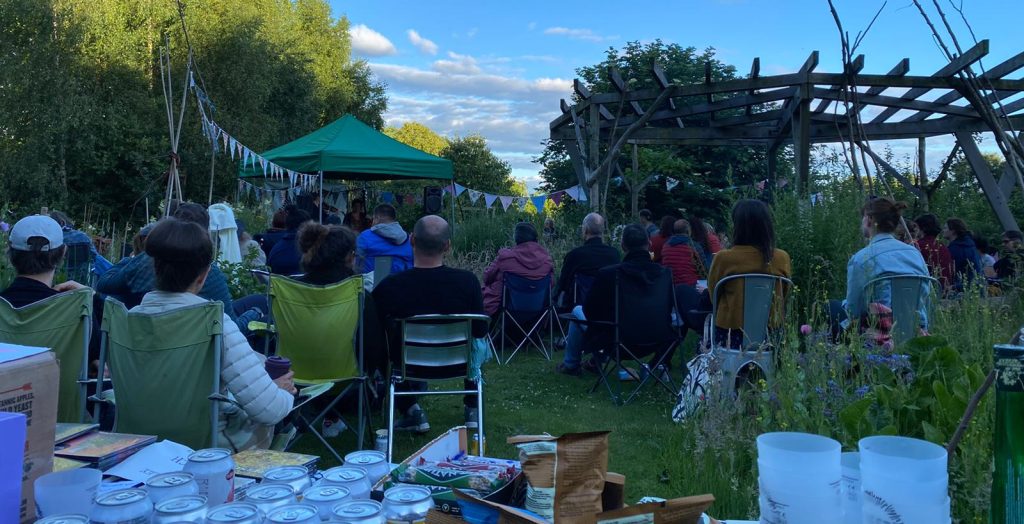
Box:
530;195;547;212
484;194;498;208
666;178;680;191
499;196;514;211
467;189;483;204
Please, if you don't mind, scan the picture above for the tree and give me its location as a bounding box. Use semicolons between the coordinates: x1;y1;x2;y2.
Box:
384;122;448;156
442;135;517;195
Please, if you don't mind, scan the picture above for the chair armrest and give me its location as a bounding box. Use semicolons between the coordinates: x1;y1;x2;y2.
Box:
247;320;275;334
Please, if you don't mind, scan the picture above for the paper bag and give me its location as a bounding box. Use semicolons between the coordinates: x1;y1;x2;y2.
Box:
508;432;610;524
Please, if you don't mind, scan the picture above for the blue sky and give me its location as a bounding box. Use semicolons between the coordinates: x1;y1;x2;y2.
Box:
330;0;1022;187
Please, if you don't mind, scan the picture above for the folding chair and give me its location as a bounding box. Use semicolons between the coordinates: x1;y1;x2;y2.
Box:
0;288;93;423
709;274;793;397
388;314;488;462
263;274;369;461
93;299;223;449
494;273;553;364
862;274;937;346
556;273;597;340
591;267;681;405
373;255;393;290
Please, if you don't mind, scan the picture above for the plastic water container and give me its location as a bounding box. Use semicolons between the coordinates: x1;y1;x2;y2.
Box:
840;452;861;524
457;498;499;524
858;436;947;480
757;432;841;470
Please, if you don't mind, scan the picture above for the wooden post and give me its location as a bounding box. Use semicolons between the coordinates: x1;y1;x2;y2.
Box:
631;143;640;218
767;144;779;201
587;102;601;210
794;86;812;194
956;131;1019;231
918;137;929;210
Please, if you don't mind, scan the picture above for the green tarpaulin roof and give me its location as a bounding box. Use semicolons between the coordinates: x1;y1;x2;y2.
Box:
237;115;452;181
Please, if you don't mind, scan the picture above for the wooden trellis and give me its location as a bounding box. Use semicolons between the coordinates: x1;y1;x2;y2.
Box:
550;40;1024;230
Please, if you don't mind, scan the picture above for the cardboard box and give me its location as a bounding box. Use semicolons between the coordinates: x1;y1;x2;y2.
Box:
375;427;523;515
0;351;59;523
601;472;625;511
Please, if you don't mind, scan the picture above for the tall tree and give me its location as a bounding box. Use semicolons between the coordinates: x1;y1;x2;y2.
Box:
442;135;517;195
384;122;449;156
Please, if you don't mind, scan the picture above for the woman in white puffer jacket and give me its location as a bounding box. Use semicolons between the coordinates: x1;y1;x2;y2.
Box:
132;217;295;450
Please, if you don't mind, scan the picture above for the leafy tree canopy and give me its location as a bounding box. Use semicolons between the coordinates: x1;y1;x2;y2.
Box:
384;122;449;157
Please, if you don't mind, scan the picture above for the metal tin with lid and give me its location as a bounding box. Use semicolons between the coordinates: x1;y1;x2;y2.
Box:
34;515;90;524
151;495;207;523
265;503;321;524
146;472;200;505
330;499;385;524
319;466;372;499
90;489;153;524
303;485;351;519
244;482;297;512
381;485;432;524
343;450;389;485
204;502;264;524
263;466;313;499
182;448;235;505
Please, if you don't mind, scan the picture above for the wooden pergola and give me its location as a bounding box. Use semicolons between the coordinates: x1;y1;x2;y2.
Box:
550;40;1024;230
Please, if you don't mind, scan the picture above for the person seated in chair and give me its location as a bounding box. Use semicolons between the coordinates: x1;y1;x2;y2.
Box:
555;213;620;309
1;215;89;307
132;217;295;451
557;224;671;375
372;215;487;434
50;210;106;280
828;197;929;346
268;205;312;276
482;222;554;317
355;204;413;276
994;230;1024;284
660;219;706;287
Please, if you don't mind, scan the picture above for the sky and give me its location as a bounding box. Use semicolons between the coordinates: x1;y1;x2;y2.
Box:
329;0;1023;189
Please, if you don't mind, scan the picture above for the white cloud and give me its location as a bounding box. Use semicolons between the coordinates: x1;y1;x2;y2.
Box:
406;29;438;55
543;26;619;43
432;51;482;75
351;25;396;56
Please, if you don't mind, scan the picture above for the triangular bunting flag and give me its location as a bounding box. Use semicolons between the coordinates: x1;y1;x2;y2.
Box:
515;197;529;210
467;189;482;204
530;195;547;213
550;191;565;206
499;196;514;211
453;183;467;197
484;194;498;208
666;179;680;191
220;128;229;150
382;192;394;203
229;138;237;160
443;183;455;195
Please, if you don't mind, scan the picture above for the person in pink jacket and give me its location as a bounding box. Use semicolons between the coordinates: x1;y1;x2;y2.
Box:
482;222;554;316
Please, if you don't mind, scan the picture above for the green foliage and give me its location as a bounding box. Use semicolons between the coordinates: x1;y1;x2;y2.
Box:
442;135;518;195
384;122;449;156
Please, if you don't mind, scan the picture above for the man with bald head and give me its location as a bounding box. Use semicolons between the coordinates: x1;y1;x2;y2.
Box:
372;215;486;434
555;212;621;307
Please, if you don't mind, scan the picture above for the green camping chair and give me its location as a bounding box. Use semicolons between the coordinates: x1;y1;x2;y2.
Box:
0;288;94;423
93;299;223;449
262;273;369;461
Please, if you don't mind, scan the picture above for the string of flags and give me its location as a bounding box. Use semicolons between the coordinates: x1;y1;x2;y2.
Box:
441;183;589;212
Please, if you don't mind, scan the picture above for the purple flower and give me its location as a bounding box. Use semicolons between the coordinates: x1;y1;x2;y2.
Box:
855;385;870;398
0;221;8;233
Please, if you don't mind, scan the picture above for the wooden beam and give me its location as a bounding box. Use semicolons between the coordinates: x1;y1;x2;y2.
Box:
608;67;644;116
574;79;591;100
812;88;979;118
747;57;760;116
769;52;820;151
651;62;683;127
956;130;1020;231
813;54;864;114
998;133;1024;196
593;87;798;129
705;61;713;105
862;146;925;198
903;50;1024;123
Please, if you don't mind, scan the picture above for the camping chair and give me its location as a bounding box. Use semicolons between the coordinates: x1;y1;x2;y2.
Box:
372;256;393;290
92;299;222;449
862;274;937;346
494;273;554;364
709;274;794;397
63;242;93;285
589;267;681;405
388;314;488;462
260;273;369;461
556;273;598;340
0;288;93;423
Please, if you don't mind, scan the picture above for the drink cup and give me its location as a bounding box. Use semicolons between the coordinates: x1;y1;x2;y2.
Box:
858;436;947;481
840;452;861;524
34;468;102;517
859;464;948;504
757;459;839;490
265;356;291;380
861;490;950;524
757;432;841;476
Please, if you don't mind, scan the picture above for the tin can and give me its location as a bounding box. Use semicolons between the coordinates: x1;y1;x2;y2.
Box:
381;485;432;524
182;448;235;505
151;495;207;523
330;500;385;524
265;503;321;524
244;483;297;513
204;502;264;524
34;515;90;524
146;472;200;505
343;451;389;485
263;466;312;499
303;485;351;520
470;433;485;456
374;430;389;453
90;489;153;524
318;466;372;500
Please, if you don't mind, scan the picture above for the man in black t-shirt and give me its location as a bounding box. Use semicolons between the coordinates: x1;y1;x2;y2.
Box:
373;215;486;434
555;213;620;307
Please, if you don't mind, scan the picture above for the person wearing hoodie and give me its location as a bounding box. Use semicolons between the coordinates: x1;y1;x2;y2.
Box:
482;222;554;316
660;219;707;287
943;217;983;292
356;204;413;276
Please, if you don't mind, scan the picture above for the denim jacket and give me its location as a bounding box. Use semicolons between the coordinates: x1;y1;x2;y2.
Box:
844;233;931;327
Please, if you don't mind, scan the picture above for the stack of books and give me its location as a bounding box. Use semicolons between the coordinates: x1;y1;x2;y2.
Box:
55;431;157;470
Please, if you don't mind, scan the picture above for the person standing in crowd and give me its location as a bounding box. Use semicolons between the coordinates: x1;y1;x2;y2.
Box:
132;217;295;451
975;237;997;278
372;215;487;433
236;219;266;267
267;205;312;276
542;217;558;243
555;213;620;308
356;204;413;276
650;215;675;263
943;218;983;292
482;222;554;317
994;230;1024;281
688;215;715;267
639;209;658;237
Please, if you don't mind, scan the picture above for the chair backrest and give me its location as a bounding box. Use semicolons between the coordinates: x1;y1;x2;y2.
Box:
373;256;393;289
398;314;488;380
863;274;936;345
102;299;222;449
711;273;793;350
63;242;92;283
0;288;93;423
572;273;596;306
503;273;551;314
269;274;363;383
614;266;678;347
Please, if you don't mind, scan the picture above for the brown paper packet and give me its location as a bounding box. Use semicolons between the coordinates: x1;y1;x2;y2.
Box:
508;432;611;524
594;494;714;524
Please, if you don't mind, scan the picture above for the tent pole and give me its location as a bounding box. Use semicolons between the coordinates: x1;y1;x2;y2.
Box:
319;172;324;223
450;177;457;234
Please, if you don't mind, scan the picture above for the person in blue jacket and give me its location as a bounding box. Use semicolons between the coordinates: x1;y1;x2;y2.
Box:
943;217;983;292
356;203;413;276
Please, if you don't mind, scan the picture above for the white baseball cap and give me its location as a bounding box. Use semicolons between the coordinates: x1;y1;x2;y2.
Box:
9;215;64;251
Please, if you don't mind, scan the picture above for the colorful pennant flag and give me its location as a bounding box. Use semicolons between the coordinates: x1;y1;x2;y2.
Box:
530;195;547;213
484;194;498;208
499;196;514;211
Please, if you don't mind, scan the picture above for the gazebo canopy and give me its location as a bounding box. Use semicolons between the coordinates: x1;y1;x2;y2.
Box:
238;115;452;181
